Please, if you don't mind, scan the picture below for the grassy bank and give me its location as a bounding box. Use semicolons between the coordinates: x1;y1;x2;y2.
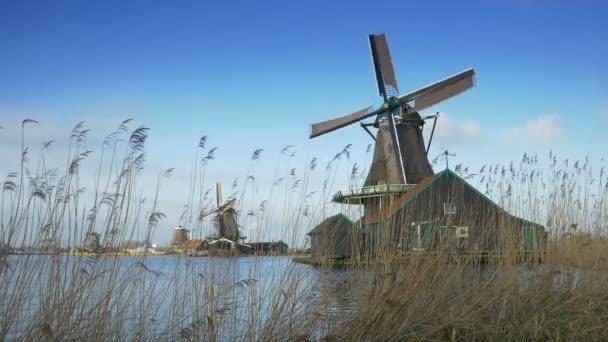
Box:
328;242;608;341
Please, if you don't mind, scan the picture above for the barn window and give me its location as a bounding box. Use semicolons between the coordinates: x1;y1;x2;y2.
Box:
444;202;456;214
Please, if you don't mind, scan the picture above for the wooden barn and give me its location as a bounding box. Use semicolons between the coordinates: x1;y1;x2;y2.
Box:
307;214;357;258
328;168;546;257
360;169;545;254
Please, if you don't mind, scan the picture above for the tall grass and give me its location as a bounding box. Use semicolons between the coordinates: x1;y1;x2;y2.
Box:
0;119;344;341
1;119;608;341
326;152;608;341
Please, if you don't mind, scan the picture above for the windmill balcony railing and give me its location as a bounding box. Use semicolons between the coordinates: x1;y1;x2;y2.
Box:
332;183;417;203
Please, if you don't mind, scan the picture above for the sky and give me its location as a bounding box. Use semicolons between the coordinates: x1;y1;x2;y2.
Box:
1;0;607;245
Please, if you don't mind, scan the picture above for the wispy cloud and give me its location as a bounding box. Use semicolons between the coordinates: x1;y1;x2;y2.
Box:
503;114;561;144
431;113;483;146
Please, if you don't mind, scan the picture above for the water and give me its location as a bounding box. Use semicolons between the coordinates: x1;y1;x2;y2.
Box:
3;255;601;340
0;255;364;341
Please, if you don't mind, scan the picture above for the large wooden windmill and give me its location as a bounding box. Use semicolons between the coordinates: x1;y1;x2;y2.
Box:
309;32;476;186
306;35;544;258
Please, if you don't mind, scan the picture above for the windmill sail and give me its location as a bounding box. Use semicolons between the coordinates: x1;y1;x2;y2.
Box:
307;34;474;191
310;105;378;138
398;68;475;112
369;33;399;98
216;182;223;209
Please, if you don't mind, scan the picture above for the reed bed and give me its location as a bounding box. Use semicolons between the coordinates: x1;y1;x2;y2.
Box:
328;152;608;341
1;119;607;341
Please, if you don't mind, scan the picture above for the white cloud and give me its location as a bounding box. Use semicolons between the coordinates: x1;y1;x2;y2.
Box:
503;114;561;144
431;113;483;146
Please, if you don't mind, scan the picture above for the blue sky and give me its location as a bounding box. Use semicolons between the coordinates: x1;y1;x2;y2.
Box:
1;0;607;244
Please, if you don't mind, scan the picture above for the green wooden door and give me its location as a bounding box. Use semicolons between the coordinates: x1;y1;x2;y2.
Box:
522;227;535;250
438;226;446;240
410;220;435;250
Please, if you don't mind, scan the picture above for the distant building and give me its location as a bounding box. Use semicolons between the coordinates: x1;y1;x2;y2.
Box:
181;239;210;256
84;232;101;251
249;241;289;255
171;226;189;248
207;238;252;255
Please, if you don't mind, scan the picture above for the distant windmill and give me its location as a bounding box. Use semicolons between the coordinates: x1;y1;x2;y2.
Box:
309;32;475;186
200;183;240;241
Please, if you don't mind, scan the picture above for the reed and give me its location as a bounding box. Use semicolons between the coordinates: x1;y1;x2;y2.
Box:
1;119;607;341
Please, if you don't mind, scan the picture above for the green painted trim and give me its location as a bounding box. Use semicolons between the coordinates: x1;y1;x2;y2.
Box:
511;215;544;229
522;226;536;249
439;226;447;239
448;170;501;208
423;219;436;247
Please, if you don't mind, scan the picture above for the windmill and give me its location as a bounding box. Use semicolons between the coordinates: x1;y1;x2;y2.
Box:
309;33;476;186
200;183;240;242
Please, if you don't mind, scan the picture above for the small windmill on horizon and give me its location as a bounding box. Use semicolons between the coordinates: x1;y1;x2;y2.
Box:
199;182;241;242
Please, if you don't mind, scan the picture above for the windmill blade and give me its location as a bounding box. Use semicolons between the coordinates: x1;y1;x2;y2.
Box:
398;68;475;112
309;105;379;138
369;33;399;98
218;198;236;213
200;208;218;219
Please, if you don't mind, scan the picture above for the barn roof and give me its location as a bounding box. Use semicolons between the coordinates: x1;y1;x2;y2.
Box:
360;172;439;225
181;239;208;249
306;213;353;236
359;168;543;229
